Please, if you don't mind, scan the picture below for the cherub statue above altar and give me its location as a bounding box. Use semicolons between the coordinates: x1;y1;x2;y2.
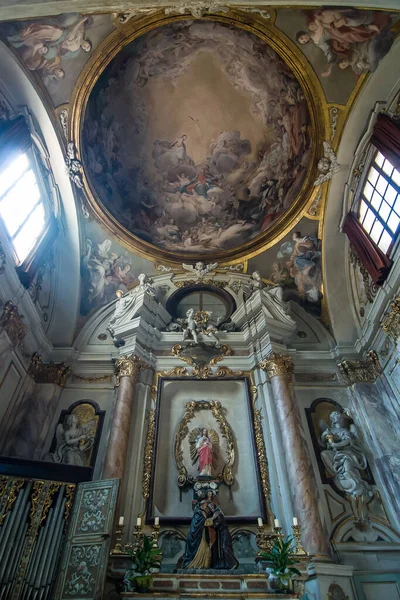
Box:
319;410;372;501
189;427;219;477
180;309;220;347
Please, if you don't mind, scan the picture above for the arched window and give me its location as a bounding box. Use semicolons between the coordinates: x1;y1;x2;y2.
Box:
358;150;400;254
0;150;47;264
0;114;57;286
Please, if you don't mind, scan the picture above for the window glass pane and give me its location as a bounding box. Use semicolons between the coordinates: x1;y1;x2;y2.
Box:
384;184;397;207
362;209;375;233
370;221;383;245
359;200;368;221
0;153;29;198
376;175;388;196
363;181;374;201
393;169;400;187
379;230;392;254
375;152;385;168
371;190;382;211
12;203;45;263
394;196;400;216
0;171;40;236
368;166;379;186
382;160;394;178
379;201;391;222
387;212;400;234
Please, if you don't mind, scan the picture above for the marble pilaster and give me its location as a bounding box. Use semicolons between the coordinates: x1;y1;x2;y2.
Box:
103;354;149;481
260;353;330;558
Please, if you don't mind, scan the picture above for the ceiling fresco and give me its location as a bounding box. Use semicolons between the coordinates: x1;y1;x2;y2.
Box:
81;20;312;255
277;8;399;104
0;14;114;105
0;6;399;322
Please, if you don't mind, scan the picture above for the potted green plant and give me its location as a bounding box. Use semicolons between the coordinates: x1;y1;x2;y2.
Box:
124;534;162;593
259;535;301;593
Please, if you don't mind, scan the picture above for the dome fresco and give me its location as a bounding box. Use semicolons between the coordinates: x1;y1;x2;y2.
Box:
82;20;313;255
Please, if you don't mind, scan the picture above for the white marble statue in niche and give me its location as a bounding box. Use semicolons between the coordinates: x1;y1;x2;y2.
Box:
320;410;372;500
245;270;291;320
51;413;95;466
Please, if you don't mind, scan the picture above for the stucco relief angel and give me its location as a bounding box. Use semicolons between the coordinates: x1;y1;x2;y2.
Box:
314;141;341;186
182;262;219;279
51;414;96;466
189;427;220;477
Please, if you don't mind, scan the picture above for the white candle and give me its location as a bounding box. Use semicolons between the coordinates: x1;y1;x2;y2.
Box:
119;516;124;526
257;518;263;528
274;519;280;529
292;517;298;527
154;517;160;527
136;517;142;527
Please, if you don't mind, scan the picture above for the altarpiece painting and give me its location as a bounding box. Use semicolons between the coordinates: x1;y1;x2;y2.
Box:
146;378;270;525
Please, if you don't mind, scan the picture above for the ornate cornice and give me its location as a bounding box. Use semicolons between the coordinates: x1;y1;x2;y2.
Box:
114;354;150;386
28;352;71;386
259;353;293;380
0;301;27;346
381;297;400;343
338;350;382;385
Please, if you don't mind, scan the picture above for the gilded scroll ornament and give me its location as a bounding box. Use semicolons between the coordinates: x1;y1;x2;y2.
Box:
28;352;71;386
349;244;377;303
338;350;382;385
259;353;293;380
40;482;62;525
64;484;76;521
0;478;24;526
253;408;271;501
381;296;400;342
0;301;27;346
174;400;235;489
164;2;229;18
174;279;227;289
114;354;150;386
72;373;113;384
142;408;156;500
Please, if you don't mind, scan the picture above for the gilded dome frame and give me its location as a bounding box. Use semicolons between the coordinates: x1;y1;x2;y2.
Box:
70;8;328;265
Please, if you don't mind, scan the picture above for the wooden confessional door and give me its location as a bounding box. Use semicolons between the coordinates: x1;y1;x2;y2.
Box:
54;479;119;600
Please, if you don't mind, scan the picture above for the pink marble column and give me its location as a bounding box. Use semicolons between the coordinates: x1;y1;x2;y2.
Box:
260;353;330;558
103;354;149;481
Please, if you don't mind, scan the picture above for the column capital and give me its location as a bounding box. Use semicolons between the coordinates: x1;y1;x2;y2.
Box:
259;352;293;380
114;354;150;386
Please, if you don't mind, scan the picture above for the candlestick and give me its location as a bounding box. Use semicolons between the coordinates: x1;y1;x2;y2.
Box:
257;517;264;528
155;517;160;527
111;522;124;554
136;517;142;527
292;523;308;556
292;517;298;527
119;516;124;526
274;518;280;529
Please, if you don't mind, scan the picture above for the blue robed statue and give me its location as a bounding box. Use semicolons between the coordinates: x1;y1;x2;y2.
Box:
178;491;238;570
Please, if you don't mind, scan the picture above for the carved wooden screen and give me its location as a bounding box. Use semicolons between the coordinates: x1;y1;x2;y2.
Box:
54;479;119;600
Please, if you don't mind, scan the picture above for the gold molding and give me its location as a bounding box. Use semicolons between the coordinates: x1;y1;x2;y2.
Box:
381;297;400;343
114;354;151;386
28;352;71;386
71;373;113;384
145;370;273;520
259;353;293;380
0;301;27;346
142;407;156;501
171;342;233;368
70;8;328;265
338;350;382;385
173;399;235;488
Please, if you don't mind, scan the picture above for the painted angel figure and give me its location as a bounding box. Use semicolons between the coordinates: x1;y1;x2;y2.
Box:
51;413;95;466
314;141;341;186
182;262;218;279
189;427;219;477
